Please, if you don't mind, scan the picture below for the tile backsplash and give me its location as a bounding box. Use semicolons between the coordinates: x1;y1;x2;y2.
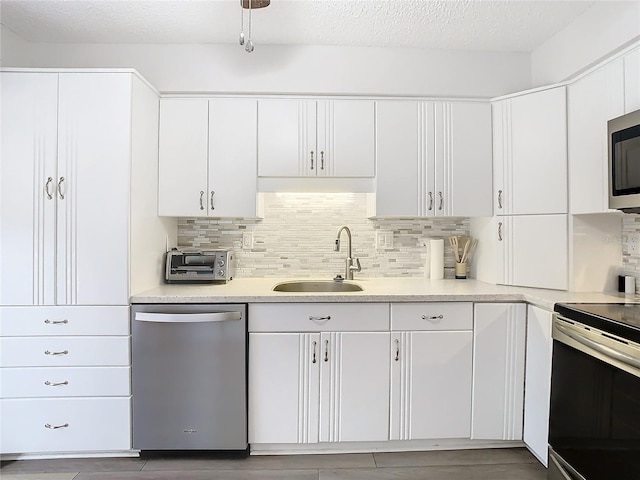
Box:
622;214;640;287
178;193;470;278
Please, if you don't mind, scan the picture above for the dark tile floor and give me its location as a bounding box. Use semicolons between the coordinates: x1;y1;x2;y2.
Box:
0;448;546;480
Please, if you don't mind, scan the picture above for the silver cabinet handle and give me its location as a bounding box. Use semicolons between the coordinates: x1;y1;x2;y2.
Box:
310;151;315;170
312;341;317;364
57;177;65;199
45;177;53;199
210;191;215;211
320;151;325;170
498;190;503;209
394;339;399;362
199;191;205;210
427;192;433;211
309;315;331;322
45;380;69;387
438;191;443;211
134;312;242;323
44;319;68;325
422;314;444;320
498;221;503;241
324;339;329;362
44;350;68;356
45;423;69;430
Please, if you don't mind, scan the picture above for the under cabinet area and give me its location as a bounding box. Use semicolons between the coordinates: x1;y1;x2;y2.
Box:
390;303;474;440
257;99;375;178
158;97;259;217
248;303;390;444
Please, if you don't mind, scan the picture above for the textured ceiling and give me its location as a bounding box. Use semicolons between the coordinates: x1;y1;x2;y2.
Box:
0;0;599;52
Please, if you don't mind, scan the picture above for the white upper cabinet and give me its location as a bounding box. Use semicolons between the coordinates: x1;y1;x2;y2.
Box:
375;100;492;217
257;99;375;178
568;59;625;214
493;86;568;215
624;47;640;113
1;72;132;306
158;98;259;217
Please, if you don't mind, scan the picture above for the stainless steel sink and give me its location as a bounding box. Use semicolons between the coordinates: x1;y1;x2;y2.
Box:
272;280;364;293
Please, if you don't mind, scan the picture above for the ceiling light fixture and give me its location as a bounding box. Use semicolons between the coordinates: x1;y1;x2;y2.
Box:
239;0;270;53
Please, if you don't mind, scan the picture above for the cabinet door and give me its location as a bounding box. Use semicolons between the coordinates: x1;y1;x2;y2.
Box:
568;59;624;214
510;87;568;215
257;99;316;177
442;101;492;217
472;303;526;440
375;101;420;216
492;99;509;216
158;98;209;216
624;47;640;113
57;73;131;305
248;333;320;444
391;330;472;440
319;332;390;442
208;99;258;217
524;305;553;466
322;100;375;177
0;72;58;306
511;214;568;290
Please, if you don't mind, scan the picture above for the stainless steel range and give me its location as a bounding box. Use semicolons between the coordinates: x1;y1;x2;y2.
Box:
550;303;640;480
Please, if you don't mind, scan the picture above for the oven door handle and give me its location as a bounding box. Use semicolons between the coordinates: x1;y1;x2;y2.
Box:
549;449;586;480
555;322;640;370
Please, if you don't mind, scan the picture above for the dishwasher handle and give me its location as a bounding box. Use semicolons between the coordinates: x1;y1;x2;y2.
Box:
134;311;242;323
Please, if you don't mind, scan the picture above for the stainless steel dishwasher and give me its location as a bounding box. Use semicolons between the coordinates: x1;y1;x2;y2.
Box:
131;304;247;452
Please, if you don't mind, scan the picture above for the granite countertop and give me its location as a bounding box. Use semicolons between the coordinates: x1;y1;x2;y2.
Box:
130;278;632;311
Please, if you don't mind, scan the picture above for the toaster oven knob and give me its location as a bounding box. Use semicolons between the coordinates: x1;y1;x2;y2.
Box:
218;259;225;267
218;269;225;277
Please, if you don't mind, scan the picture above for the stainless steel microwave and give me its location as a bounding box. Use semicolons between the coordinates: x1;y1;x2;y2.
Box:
608;109;640;213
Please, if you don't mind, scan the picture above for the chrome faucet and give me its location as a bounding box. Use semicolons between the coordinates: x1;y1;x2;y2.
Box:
334;226;362;280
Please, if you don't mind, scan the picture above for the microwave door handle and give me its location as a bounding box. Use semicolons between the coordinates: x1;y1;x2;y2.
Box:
555;322;640;370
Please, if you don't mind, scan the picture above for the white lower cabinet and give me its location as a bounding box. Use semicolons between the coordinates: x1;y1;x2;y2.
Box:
248;303;390;444
390;303;473;440
472;303;526;441
523;304;554;467
0;397;131;453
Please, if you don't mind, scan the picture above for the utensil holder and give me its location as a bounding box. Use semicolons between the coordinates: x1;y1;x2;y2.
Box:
455;262;467;279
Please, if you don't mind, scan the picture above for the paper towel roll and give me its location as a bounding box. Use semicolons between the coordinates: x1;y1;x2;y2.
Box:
429;239;444;280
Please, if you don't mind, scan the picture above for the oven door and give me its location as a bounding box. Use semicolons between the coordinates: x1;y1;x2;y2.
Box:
548;315;640;480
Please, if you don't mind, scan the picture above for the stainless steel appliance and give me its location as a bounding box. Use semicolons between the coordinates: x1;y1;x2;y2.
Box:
608;109;640;213
132;303;247;452
549;303;640;480
165;248;234;283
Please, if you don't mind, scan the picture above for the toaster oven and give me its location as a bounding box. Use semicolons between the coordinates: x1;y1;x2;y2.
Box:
165;248;234;283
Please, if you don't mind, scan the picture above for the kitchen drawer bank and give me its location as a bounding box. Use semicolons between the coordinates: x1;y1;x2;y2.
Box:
248;301;526;454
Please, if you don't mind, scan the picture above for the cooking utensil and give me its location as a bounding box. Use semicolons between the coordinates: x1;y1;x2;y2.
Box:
449;236;460;262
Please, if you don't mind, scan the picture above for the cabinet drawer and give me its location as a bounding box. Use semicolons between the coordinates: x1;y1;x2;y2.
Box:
1;337;130;367
391;303;472;331
249;303;389;332
0;397;131;454
0;306;129;336
0;367;130;398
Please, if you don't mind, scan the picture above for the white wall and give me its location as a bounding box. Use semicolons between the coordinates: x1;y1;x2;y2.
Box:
532;1;640;86
0;38;531;97
0;25;31;66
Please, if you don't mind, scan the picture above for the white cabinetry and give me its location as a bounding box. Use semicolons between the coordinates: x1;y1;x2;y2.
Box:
0;306;131;454
497;215;568;290
257;99;375;177
1;72;132;306
568;59;625;214
523;304;554;467
493;86;567;215
390;303;473;440
624;47;640;113
158;97;259;217
472;303;526;441
248;303;390;444
375;101;492;217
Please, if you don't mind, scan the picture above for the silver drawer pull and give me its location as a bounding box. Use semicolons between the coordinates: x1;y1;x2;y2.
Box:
309;315;331;321
45;423;69;430
422;315;444;320
395;339;400;362
44;319;68;325
44;350;68;356
312;341;317;364
44;380;69;387
45;177;53;199
324;339;329;362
